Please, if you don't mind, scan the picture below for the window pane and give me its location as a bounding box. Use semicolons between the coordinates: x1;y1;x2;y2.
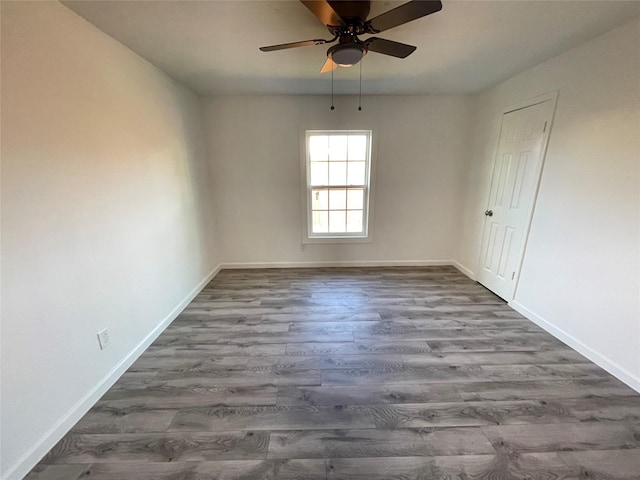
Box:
329;210;346;233
347;161;366;185
328;135;348;161
312;211;329;233
328;162;347;186
329;189;347;210
312;189;328;210
306;130;372;238
348;135;367;161
347;188;364;210
310;162;328;185
309;135;329;161
347;210;363;232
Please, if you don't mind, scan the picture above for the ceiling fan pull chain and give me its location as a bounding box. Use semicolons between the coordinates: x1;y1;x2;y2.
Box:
358;59;363;111
331;64;335;110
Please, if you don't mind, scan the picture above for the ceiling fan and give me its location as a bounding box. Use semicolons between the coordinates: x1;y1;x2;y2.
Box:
259;0;442;72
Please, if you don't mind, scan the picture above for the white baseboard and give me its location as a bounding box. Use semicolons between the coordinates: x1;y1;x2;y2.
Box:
451;260;475;280
219;260;454;269
5;265;222;480
510;300;640;394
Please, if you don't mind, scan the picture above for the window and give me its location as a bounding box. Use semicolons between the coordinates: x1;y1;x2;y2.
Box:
303;130;373;241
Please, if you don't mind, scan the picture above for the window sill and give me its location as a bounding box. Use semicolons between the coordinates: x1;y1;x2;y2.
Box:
303;235;373;245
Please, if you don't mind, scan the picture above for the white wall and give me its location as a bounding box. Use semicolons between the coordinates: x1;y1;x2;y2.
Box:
457;19;640;389
0;2;218;478
204;95;472;266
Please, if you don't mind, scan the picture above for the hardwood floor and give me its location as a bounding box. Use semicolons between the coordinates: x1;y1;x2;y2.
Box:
26;267;640;479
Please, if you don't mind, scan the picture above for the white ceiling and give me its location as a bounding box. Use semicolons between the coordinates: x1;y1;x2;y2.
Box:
62;0;640;96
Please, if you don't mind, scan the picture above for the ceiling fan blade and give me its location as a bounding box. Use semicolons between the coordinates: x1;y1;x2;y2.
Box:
365;0;442;34
260;39;332;52
320;56;338;73
365;37;416;58
300;0;346;27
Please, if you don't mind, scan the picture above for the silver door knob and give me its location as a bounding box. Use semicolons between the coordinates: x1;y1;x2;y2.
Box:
484;210;493;216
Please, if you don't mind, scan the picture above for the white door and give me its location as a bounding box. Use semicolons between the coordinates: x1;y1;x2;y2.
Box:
477;99;554;300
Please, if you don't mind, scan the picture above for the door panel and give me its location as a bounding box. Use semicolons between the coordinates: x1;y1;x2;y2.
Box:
477;100;554;300
510;153;529;209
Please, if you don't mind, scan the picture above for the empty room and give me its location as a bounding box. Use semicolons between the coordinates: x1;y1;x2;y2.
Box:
2;1;639;479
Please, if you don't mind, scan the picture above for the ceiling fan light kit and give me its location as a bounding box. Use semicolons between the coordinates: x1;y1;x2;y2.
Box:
328;43;367;67
260;0;442;108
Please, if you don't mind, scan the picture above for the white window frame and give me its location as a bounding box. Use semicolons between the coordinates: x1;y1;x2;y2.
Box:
301;129;375;244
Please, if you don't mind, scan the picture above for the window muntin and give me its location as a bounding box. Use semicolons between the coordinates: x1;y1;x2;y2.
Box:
306;131;372;238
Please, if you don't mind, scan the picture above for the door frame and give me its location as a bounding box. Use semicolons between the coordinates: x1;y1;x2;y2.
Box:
476;90;559;301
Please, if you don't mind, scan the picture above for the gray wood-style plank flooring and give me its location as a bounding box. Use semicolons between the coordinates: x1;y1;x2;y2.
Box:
26;267;640;479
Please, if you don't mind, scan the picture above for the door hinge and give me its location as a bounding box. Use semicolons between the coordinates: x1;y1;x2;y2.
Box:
543;121;548;133
511;272;515;280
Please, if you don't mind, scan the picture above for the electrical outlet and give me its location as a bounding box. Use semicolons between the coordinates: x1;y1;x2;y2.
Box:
97;328;110;350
